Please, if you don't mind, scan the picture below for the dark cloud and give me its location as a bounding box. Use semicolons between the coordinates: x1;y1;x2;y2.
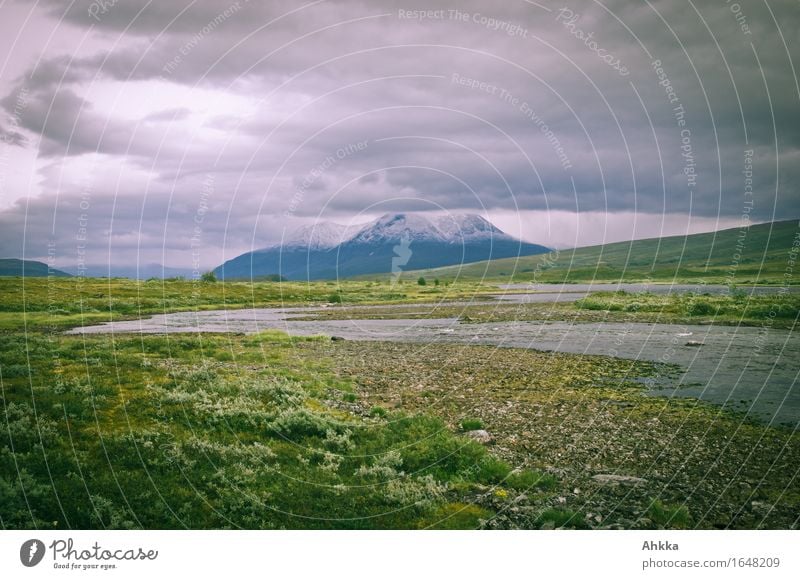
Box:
39;0;290;35
0;0;798;267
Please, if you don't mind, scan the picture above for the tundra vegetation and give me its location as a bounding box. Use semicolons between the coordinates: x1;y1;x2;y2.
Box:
0;276;798;529
294;289;800;330
415;219;800;285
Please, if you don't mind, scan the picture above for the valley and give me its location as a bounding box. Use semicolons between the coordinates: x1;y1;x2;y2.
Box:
1;273;798;529
2;219;798;530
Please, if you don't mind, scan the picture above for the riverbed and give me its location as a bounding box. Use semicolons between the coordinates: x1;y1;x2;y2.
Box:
68;284;799;426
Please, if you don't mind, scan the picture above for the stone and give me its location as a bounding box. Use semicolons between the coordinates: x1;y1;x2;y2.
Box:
465;429;493;444
592;474;648;486
540;520;556;530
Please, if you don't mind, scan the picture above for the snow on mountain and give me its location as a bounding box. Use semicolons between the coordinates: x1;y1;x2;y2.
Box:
216;212;550;280
268;212;520;252
434;214;507;242
347;212;514;245
347;213;447;244
271;221;361;251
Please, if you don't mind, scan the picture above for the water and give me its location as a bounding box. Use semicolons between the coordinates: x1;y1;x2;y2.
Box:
68;286;799;426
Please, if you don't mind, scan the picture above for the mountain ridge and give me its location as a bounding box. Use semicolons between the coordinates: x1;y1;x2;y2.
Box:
0;259;71;277
215;212;550;280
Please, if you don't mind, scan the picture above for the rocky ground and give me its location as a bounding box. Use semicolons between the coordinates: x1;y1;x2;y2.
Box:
290;339;800;529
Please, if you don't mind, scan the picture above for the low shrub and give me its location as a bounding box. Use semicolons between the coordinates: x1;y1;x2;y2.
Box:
506;469;557;491
460;418;484;431
647;500;691;529
687;300;715;316
535;508;588;529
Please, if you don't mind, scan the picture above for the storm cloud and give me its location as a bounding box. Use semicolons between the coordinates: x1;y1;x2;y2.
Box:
0;0;797;269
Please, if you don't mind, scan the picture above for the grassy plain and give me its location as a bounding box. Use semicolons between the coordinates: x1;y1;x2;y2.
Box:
1;275;798;529
0;277;579;529
302;289;800;330
0;276;493;331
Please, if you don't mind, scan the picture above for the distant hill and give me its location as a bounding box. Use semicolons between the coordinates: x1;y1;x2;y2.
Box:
412;219;800;285
60;263;195;279
215;213;550;280
0;259;71;277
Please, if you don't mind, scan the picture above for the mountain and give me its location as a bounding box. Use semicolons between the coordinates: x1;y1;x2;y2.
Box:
275;221;360;250
347;213;445;244
434;214;506;241
0;259;71;277
215;213;550;280
60;263;195;279
415;219;800;284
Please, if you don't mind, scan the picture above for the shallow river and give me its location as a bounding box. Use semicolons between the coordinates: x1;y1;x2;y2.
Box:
68;284;799;426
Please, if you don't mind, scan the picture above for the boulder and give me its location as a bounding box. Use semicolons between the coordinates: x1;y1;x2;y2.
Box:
465;429;493;444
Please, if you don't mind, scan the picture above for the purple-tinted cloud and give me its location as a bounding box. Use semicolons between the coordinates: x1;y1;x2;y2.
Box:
0;0;797;268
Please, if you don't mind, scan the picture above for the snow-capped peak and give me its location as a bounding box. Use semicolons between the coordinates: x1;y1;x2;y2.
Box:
348;213;447;244
269;213;516;251
434;214;506;242
274;221;361;250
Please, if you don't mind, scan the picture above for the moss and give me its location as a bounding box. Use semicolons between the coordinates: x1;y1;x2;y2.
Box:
1;277;797;529
420;503;492;529
646;500;692;529
0;330;533;529
506;469;558;492
460;418;484;431
536;509;588;529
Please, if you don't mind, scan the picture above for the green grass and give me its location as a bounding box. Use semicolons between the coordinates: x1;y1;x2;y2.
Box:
460;418;484;431
419;503;493;529
0;278;556;529
0;276;499;331
408;219;800;285
573;290;799;328
2;275;798;529
0;329;542;529
506;470;558;492
535;509;588;529
293;289;798;330
646;500;692;529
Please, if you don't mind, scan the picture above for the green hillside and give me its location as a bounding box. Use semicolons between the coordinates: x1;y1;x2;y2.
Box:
410;219;800;284
0;258;71;277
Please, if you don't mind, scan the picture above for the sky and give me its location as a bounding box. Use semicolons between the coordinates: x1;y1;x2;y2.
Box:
0;0;798;272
